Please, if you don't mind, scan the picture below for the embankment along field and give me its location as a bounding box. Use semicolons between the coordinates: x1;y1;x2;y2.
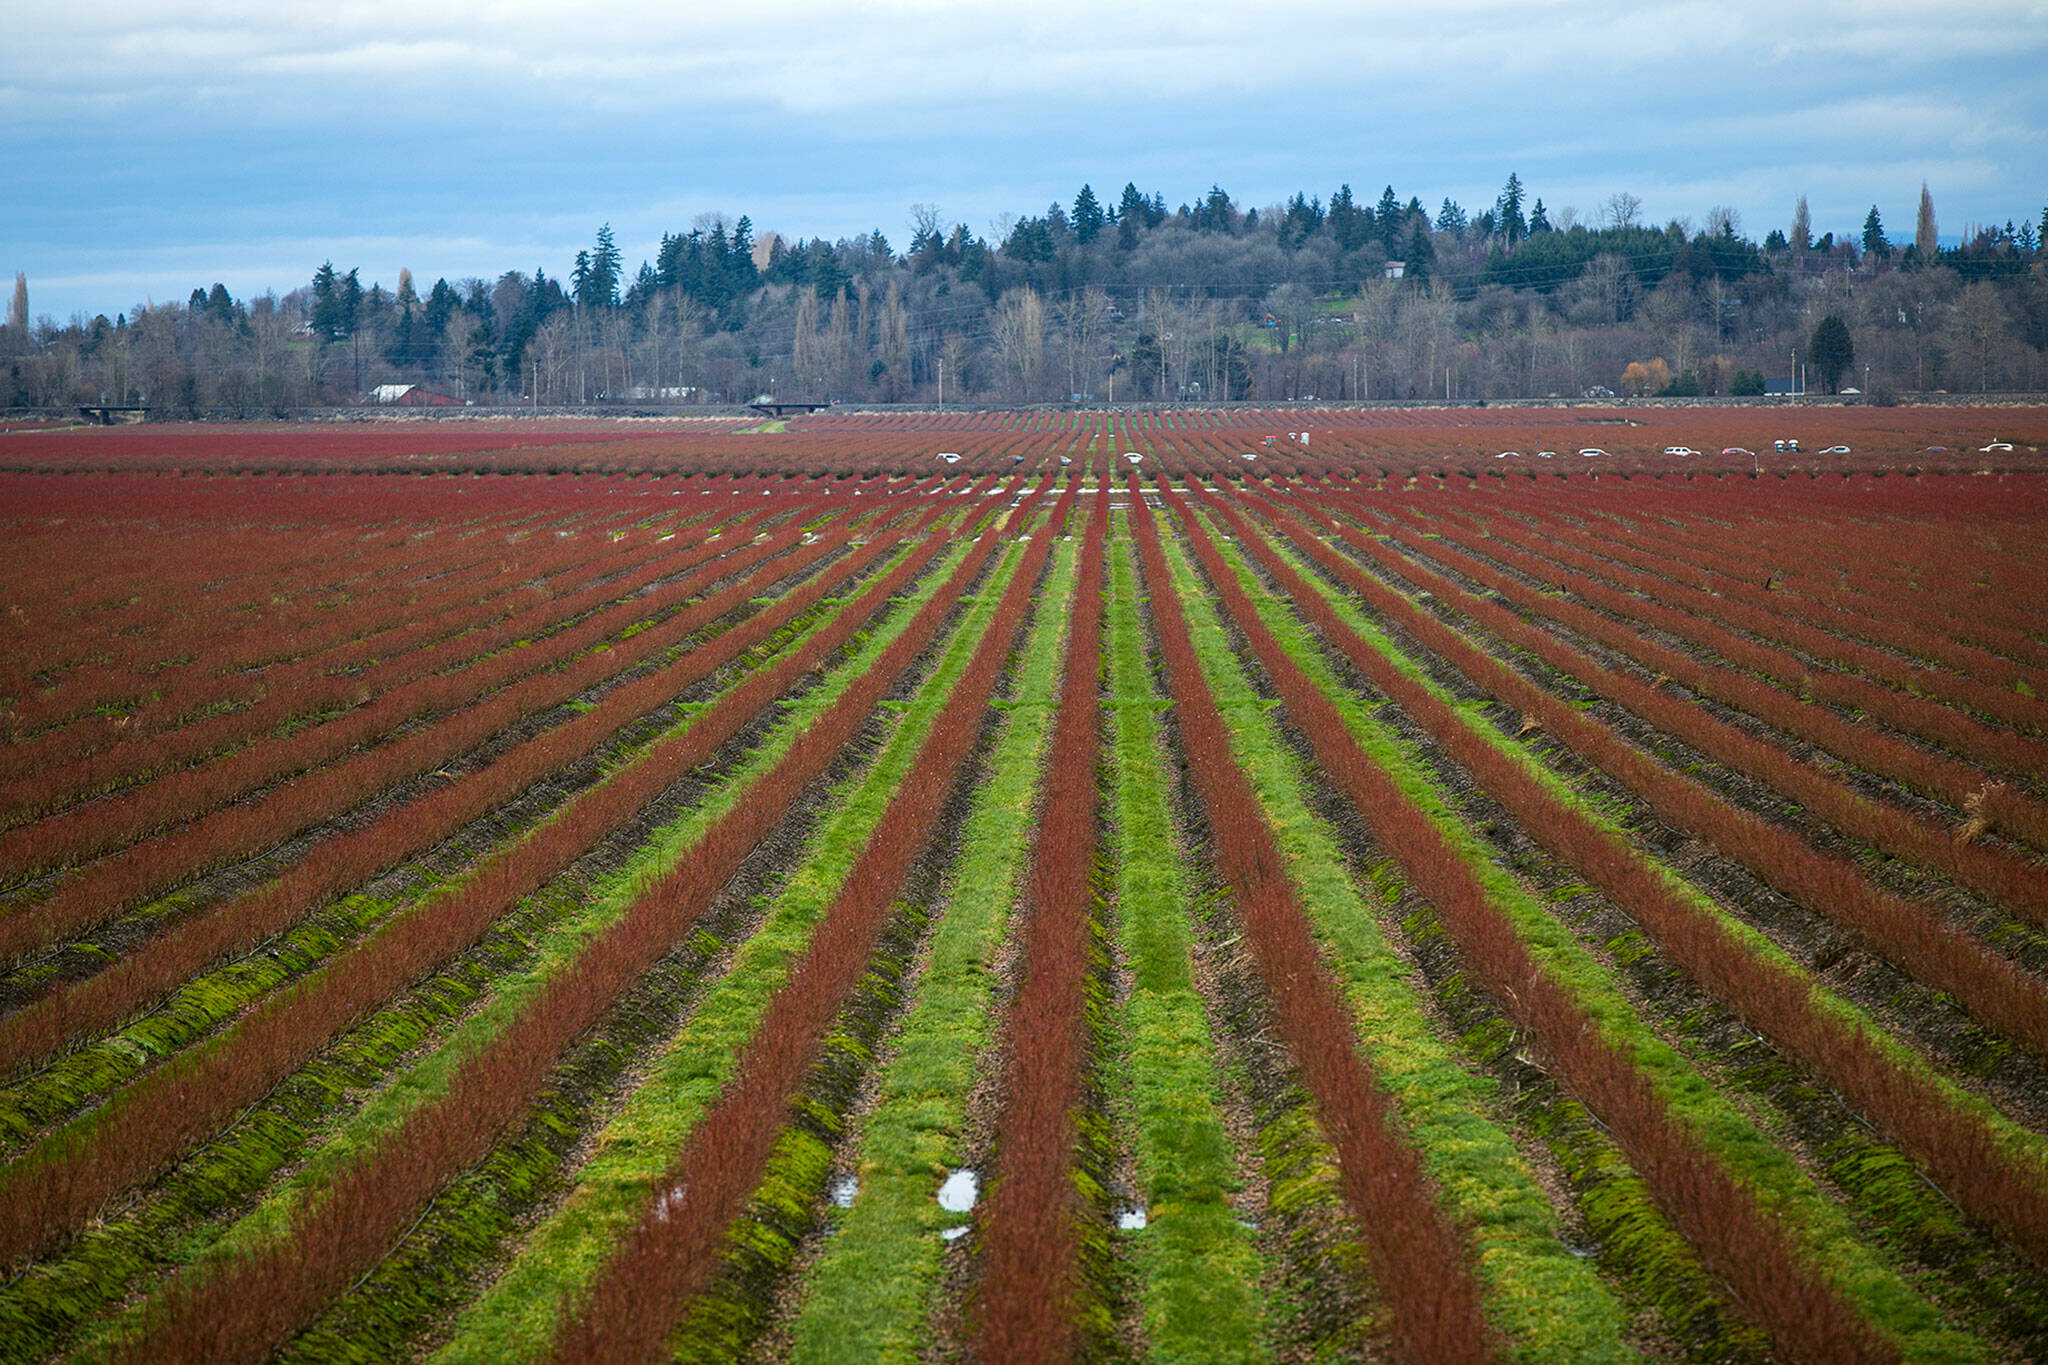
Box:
1;405;2046;1363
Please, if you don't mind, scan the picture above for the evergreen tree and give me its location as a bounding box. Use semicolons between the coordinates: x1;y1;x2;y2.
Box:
1278;192;1323;249
1405;222;1434;284
1324;185;1362;250
1809;313;1854;392
1435;197;1467;237
1195;185;1236;233
310;262;340;339
732;216;761;289
1376;186;1402;247
1072;184;1105;245
1861;205;1890;259
575;224;622;308
1495;172;1527;245
1528;199;1550;234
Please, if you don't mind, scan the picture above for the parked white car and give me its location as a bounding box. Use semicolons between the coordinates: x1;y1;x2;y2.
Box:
1578;447;1607;457
1981;440;2015;451
1820;445;1851;454
1663;446;1699;457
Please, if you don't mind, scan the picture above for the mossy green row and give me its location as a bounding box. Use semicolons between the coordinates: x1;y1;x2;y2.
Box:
1104;539;1269;1363
6;550;932;1363
1184;508;1984;1362
51;534;969;1364
1265;498;2048;1174
1151;527;1636;1363
1241;502;2048;1342
783;534;1080;1364
0;575;837;1153
432;534;1037;1361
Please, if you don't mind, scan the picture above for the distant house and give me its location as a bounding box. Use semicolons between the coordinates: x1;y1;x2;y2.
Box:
367;384;458;406
1383;260;1406;280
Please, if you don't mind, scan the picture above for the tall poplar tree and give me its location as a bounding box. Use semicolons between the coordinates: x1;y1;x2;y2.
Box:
1916;183;1939;259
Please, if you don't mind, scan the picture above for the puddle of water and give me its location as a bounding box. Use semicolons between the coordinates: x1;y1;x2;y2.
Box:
1116;1205;1148;1231
937;1168;979;1214
829;1174;860;1209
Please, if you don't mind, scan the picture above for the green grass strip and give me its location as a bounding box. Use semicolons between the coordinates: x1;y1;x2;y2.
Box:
1105;543;1269;1363
782;539;1080;1365
434;538;1036;1362
1187;513;1986;1363
64;536;968;1361
1249;511;2048;1195
1154;529;1637;1364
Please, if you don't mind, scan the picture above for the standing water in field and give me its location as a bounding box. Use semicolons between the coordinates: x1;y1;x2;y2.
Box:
937;1168;979;1212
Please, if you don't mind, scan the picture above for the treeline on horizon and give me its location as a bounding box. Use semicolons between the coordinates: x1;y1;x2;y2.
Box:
4;175;2047;414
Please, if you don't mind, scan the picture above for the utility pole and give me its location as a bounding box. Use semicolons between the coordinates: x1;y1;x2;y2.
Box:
938;357;943;408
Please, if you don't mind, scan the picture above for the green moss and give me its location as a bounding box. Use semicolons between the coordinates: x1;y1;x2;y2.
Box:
1105;541;1269;1363
50;536;972;1364
431;538;1035;1362
785;536;1079;1365
1157;528;1636;1363
1203;509;1995;1362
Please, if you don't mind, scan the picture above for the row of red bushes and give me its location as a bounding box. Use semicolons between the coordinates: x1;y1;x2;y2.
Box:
1286;487;2048;1057
1535;494;2048;696
976;488;1109;1360
0;507;721;816
1359;499;2048;906
1476;499;2048;743
0;481;1023;1279
1478;467;2048;707
1126;481;1498;1364
1172;482;1898;1361
0;503;922;1073
1526;478;2048;654
1212;484;2048;1274
0;502;530;702
0;502;834;962
1;494;657;741
1429;491;2048;779
555;483;1071;1361
0;501;786;875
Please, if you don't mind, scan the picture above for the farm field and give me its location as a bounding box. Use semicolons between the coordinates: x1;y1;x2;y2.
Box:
2;407;2047;1362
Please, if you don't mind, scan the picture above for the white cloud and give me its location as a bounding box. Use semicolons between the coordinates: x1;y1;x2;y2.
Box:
11;1;2040;117
5;1;2043;318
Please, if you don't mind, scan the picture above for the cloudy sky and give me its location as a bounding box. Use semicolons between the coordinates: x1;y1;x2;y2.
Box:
5;0;2044;320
